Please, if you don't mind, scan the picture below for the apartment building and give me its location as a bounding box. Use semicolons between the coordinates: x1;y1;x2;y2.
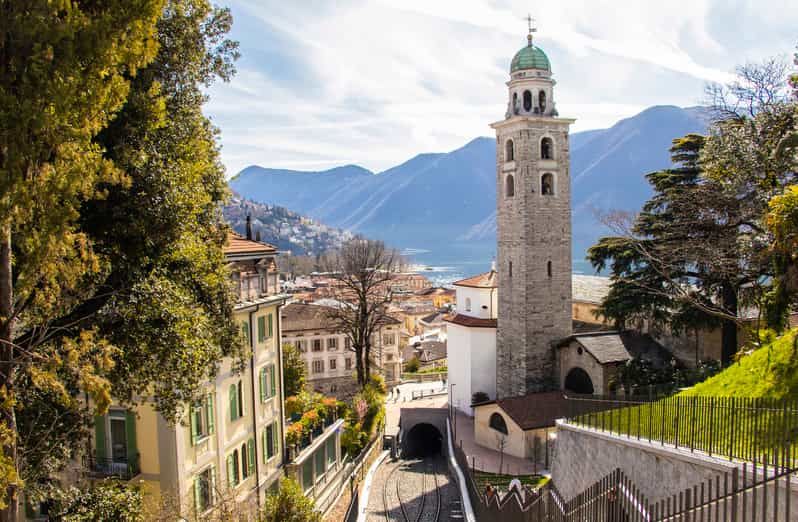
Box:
281;302;402;397
84;232;288;519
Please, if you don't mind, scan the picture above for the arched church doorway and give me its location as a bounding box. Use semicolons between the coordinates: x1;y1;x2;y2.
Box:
564;367;594;394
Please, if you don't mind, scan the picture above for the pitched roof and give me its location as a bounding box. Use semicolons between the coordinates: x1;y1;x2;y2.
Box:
563;331;670;366
281;302;336;332
444;313;497;328
225;232;277;256
420;310;448;325
478;391;569;431
417;341;447;362
452;270;498;289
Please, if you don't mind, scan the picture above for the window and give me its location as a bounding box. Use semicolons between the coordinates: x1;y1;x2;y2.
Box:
345;358;352;370
523;90;532;111
489;412;509;435
509;261;513;278
505;139;514;162
296;339;307;353
227;449;240;488
327;337;338;351
383;333;395;345
190;394;215;445
465;297;472;312
386;354;393;361
241;443;249;479
194;467;215;514
538;90;547;112
512;92;519;114
541;137;553;160
312;360;324;374
312;339;323;352
344;337;351;350
229;381;244;422
264;422;278;462
541;173;554;196
547;260;552;278
329;358;337;370
259;364;276;402
505;174;515;198
257;314;274;342
240;321;250;345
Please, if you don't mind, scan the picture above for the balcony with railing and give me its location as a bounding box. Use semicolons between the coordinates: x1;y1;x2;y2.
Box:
83;453;141;481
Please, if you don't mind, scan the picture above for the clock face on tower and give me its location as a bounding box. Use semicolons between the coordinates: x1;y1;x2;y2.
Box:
491;26;575;399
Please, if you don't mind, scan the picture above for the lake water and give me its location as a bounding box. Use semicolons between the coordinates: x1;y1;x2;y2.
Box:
403;241;595;286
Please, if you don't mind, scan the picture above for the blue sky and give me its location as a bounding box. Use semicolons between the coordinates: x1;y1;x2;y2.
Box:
205;0;798;176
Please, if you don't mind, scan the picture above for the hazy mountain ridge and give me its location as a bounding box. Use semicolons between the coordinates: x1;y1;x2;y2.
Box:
230;105;709;260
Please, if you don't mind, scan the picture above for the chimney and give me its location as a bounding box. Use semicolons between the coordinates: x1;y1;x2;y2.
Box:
255;229;261;242
246;214;252;240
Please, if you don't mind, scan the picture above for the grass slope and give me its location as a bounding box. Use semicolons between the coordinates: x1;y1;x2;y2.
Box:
681;329;798;399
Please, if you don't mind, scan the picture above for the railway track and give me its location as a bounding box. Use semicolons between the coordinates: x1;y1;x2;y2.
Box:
381;457;444;522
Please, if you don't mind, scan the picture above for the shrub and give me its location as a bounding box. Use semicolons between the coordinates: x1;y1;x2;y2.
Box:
404;357;420;373
472;391;490;404
286;423;304;447
260;478;321;522
50;482;143;521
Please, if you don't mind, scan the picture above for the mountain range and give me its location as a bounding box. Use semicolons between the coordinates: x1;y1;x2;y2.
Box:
230;105;710;268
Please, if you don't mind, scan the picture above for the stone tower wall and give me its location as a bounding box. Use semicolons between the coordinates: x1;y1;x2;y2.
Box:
495;118;572;398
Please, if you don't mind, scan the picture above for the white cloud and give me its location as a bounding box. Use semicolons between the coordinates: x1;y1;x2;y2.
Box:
205;0;796;175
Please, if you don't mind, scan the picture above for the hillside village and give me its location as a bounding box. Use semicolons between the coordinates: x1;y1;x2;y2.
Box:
2;3;798;522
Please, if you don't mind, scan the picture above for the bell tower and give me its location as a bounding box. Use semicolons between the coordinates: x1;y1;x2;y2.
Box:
491;20;575;398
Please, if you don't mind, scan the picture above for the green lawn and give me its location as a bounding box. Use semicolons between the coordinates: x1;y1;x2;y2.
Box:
568;329;798;464
472;471;549;492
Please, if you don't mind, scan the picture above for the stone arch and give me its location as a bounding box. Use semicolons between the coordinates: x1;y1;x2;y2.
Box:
489;412;508;435
523;90;532;112
505;138;515;162
541;173;555;196
564;367;594;394
506;174;515;198
541;137;554;160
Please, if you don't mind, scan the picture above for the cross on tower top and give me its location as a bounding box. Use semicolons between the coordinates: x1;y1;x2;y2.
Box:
526;14;537;46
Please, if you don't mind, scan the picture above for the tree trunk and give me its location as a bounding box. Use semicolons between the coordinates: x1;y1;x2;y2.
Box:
720;283;738;365
0;224;18;522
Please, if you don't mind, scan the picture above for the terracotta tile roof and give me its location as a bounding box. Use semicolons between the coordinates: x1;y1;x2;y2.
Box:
281;303;336;332
225;232;277;255
444;313;497;328
452;270;498;289
477;391;569;431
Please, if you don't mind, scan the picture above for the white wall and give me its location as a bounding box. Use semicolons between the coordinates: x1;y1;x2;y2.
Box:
447;323;496;416
455;286;498;319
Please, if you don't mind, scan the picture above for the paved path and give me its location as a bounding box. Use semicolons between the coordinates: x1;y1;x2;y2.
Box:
385;381;447;437
451;411;545;476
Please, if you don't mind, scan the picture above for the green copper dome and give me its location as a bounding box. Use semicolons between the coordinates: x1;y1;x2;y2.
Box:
510;43;551;73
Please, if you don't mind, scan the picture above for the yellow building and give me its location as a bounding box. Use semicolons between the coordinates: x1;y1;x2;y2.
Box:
85;232;287;519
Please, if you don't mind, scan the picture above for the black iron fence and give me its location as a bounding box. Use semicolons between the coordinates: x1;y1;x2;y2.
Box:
564;395;798;468
83;454;140;481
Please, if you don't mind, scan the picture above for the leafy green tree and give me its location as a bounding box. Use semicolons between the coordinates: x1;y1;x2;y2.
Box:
282;343;307;397
0;1;163;516
260;478;321;522
404;356;420;373
3;0;242;513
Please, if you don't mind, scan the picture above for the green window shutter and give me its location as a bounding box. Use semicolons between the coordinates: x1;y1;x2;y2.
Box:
269;364;276;397
194;476;202;514
190;407;199;445
267;314;273;338
94;415;107;460
124;411;138;468
241;321;249;345
259;368;267;403
247;438;255;474
226;454;234;488
206;394;215;435
229;384;238;422
257;316;265;342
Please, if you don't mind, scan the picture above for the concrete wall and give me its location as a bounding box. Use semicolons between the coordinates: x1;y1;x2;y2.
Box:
552;421;798;520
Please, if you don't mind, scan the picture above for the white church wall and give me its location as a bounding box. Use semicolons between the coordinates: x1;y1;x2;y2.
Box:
447;323;473;415
455;286;497;319
469;328;497;404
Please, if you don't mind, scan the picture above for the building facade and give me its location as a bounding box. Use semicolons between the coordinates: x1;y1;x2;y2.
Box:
84;232;287;519
491;27;575;398
281;302;402;397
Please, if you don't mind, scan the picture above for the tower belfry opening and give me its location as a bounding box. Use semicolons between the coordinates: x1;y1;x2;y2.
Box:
492;21;575;398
